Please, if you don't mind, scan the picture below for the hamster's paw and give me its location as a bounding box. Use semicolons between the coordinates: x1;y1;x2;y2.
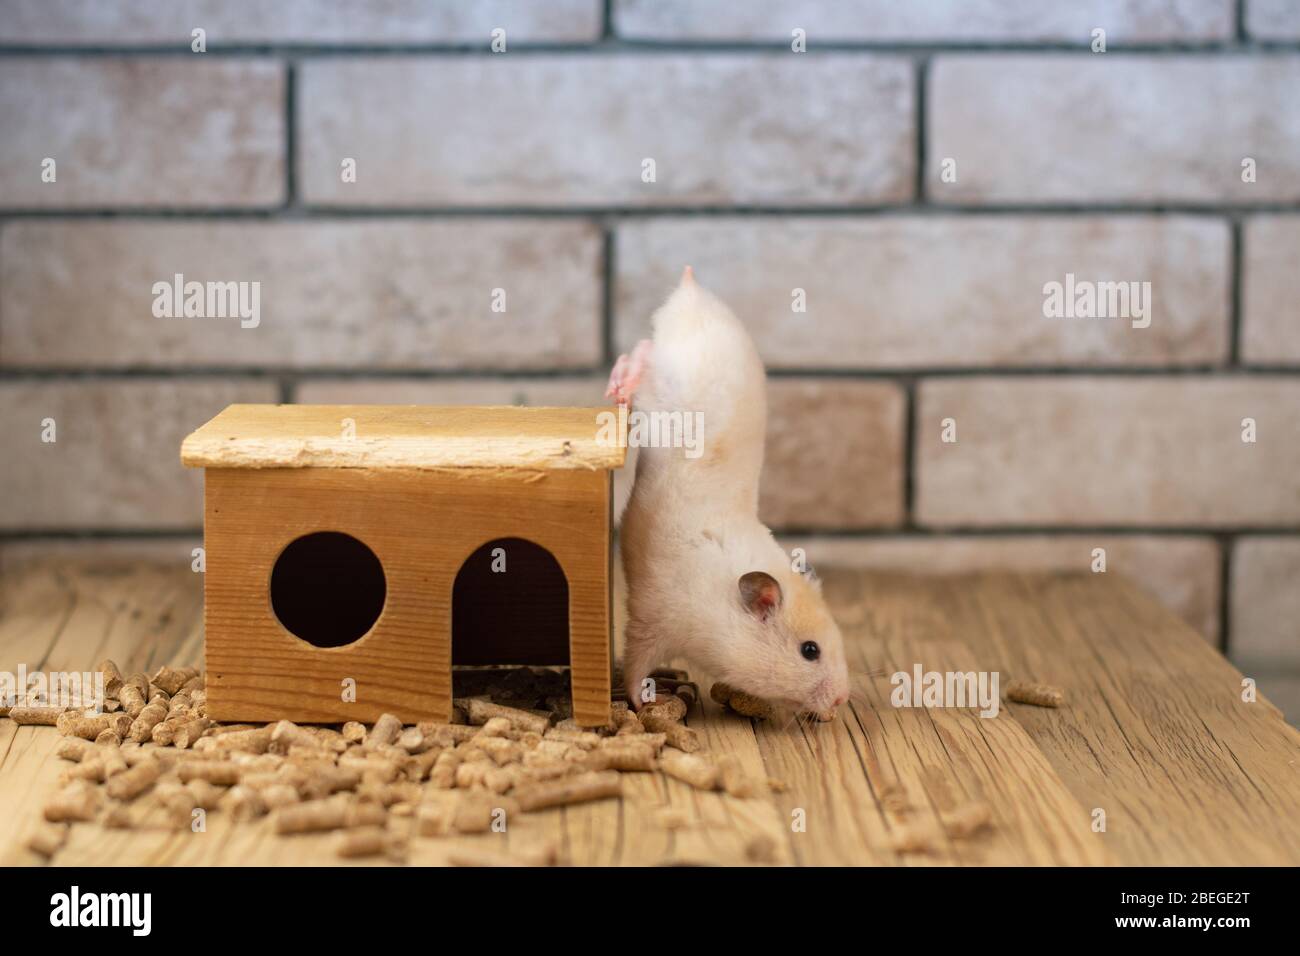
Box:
604;339;652;407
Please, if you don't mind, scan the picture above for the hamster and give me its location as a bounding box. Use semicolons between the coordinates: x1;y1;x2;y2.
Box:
607;267;851;721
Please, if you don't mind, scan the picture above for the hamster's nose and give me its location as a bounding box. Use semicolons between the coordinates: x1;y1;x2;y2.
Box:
833;693;848;707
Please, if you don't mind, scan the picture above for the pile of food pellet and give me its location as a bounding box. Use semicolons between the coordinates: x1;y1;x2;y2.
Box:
12;661;778;865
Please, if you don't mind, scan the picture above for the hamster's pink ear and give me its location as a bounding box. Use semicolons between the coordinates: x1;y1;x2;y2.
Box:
739;571;782;621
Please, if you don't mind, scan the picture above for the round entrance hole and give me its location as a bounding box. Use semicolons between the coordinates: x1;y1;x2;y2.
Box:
270;531;386;647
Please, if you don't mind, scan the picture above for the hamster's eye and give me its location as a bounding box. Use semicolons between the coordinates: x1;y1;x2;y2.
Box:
800;641;820;662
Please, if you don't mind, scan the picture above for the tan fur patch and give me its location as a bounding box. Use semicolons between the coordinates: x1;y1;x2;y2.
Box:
785;576;831;635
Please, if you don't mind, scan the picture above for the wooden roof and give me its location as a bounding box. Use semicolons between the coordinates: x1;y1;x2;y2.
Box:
180;404;627;471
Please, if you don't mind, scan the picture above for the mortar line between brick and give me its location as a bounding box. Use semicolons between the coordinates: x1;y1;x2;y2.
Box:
0;41;1295;55
901;377;917;528
600;222;616;365
914;56;928;203
0;530;205;541
2;205;1295;218
283;59;297;208
1229;216;1244;364
4;367;1297;381
602;0;615;40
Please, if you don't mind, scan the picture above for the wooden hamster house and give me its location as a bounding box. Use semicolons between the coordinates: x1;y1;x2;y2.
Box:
180;404;625;727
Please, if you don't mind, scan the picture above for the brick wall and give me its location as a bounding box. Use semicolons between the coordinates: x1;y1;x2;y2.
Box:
1;2;1297;707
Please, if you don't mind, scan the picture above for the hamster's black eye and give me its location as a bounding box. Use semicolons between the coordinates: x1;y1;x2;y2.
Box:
800;641;820;662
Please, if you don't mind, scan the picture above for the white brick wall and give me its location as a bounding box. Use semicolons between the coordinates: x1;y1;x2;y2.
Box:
1246;0;1300;40
0;379;278;530
916;378;1300;527
1;1;1297;683
1243;217;1300;364
298;56;915;206
615;217;1230;367
930;56;1300;204
1;220;603;369
614;1;1235;43
0;1;604;44
0;59;285;208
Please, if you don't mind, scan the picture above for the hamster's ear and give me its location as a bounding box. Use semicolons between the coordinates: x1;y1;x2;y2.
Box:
739;571;782;621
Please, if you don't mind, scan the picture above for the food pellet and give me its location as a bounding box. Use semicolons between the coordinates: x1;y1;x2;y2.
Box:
56;738;92;762
587;741;657;773
150;716;186;746
710;682;773;720
106;760;162;801
151;665;189;697
452;793;499;833
416;797;456;837
1005;681;1065;708
197;726;271;755
118;675;148;717
60;711;132;741
103;804;139;830
336;826;402;860
44;783;99;823
456;698;551;736
274;795;386;834
173;717;212;749
263;784;302;811
184;779;225;811
429;751;459;789
99;660;124;699
638;712;700;753
127;699;170;742
225;786;268;822
97;744;128;778
9;707;63;726
658;750;719;791
27;823;69;858
639;694;687;723
365;713;403;749
614;709;645;735
514;771;622;812
61;759;107;783
397;727;425;752
177;760;241;786
342;721;366;744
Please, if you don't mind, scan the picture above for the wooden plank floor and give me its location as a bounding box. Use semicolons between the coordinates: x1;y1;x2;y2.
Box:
2;558;1298;866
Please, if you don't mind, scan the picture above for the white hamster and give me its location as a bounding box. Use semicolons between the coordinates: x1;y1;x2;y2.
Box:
608;268;851;720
